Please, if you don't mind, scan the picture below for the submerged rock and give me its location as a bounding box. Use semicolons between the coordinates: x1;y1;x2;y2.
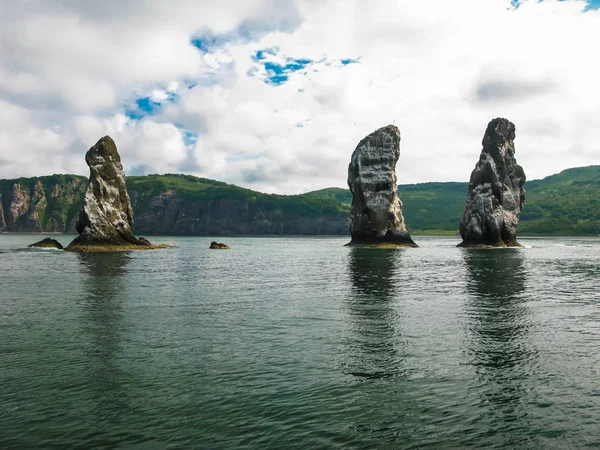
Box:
210;241;230;249
66;136;156;252
458;118;526;247
347;125;417;247
28;237;63;250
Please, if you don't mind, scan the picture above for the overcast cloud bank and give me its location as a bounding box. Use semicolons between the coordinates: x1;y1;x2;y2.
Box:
0;0;598;193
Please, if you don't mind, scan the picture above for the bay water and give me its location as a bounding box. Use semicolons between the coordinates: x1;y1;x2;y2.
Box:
1;235;599;448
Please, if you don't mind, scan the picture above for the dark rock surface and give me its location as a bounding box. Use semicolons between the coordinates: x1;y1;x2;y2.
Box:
347;125;417;247
66;136;152;251
459;118;526;247
0;193;5;231
210;241;230;249
130;193;348;236
28;237;64;250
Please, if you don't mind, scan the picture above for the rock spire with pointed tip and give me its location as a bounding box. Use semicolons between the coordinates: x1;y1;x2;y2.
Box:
66;136;151;250
458;118;526;247
347;125;417;247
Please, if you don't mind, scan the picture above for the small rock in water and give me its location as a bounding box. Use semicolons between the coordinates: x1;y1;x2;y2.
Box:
210;241;230;249
28;237;63;250
137;237;152;246
458;118;526;247
347;125;417;248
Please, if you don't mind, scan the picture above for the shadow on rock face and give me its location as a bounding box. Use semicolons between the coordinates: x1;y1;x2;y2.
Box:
459;118;526;248
347;125;417;248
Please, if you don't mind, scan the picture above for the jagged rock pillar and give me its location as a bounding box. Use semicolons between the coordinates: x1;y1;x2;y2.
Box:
66;136;152;251
347;125;417;247
458;118;526;247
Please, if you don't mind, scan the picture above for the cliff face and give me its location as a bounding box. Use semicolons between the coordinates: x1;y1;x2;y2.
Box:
129;191;348;235
0;176;86;232
0;193;6;230
0;175;348;235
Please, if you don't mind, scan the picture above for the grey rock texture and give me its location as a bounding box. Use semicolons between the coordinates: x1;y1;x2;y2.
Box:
0;177;85;232
67;136;151;249
459;118;526;247
347;125;417;247
0;175;349;235
23;181;47;231
7;183;30;230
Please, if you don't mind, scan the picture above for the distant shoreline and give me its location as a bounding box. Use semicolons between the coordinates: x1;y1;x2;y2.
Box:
2;232;598;238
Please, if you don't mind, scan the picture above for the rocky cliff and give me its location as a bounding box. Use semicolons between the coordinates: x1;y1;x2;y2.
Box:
347;125;416;247
0;174;348;235
0;175;86;232
129;190;348;235
459;118;526;247
9;164;600;237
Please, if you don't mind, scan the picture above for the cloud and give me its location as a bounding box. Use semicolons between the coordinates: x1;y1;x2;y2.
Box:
474;79;558;103
0;0;600;193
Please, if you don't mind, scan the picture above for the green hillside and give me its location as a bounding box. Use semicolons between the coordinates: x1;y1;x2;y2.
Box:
127;173;348;219
1;166;599;235
519;166;600;235
0;174;87;230
304;166;600;235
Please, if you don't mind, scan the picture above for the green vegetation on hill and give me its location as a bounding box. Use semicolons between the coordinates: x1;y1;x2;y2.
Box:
1;166;599;235
127;173;348;219
305;166;600;235
519;166;600;235
0;174;87;230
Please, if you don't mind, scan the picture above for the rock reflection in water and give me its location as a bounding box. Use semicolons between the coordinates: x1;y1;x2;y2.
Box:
77;252;131;428
463;249;533;369
343;248;405;380
462;249;538;446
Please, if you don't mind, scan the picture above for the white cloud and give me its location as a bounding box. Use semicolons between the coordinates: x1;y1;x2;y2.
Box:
0;0;599;193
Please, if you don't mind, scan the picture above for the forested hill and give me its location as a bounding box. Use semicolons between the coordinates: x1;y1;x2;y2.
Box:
1;166;599;235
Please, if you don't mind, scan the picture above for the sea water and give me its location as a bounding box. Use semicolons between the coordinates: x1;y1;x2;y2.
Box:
1;235;599;448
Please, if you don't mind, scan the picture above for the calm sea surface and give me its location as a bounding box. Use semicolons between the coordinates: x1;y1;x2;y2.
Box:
1;234;600;449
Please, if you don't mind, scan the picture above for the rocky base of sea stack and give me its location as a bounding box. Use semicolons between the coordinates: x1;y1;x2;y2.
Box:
457;240;523;249
65;236;171;252
346;231;418;248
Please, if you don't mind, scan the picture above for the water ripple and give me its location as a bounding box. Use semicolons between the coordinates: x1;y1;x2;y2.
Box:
1;236;600;448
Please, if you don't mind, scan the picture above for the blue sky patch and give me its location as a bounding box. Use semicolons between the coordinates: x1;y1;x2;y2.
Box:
126;97;161;120
262;59;313;85
126;90;179;121
182;129;199;146
511;0;600;11
250;48;360;86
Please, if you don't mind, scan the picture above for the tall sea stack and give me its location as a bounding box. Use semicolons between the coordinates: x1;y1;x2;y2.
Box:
66;136;153;251
458;118;526;247
347;125;417;248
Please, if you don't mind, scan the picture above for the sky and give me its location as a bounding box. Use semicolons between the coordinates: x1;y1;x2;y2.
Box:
0;0;599;194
